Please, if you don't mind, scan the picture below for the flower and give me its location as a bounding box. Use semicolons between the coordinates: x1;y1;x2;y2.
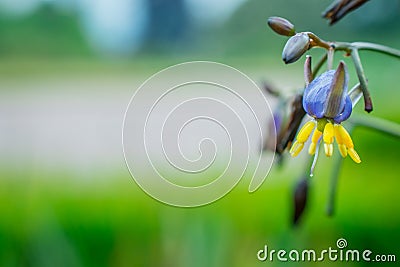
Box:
289;60;361;163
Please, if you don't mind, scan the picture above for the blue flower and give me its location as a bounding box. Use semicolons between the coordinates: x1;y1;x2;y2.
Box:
289;60;361;163
303;61;352;123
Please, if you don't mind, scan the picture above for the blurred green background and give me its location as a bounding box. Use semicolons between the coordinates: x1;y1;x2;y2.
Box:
0;0;399;266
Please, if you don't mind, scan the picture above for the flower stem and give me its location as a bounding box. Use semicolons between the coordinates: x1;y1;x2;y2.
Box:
351;48;373;112
326;152;343;217
327;47;334;70
304;30;400;59
306;32;331;49
326;116;400;214
352;42;400;58
349;115;400;139
333;41;400;59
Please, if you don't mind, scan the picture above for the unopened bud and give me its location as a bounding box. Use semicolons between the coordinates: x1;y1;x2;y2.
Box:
293;177;309;226
282;33;310;64
267;16;296;36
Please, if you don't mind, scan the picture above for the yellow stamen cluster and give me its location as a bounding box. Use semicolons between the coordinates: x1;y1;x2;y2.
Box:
334;124;361;163
308;128;322;155
289;121;315;157
289;120;361;163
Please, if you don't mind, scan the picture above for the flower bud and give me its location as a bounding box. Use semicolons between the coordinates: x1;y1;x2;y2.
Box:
267;16;295;36
282;33;310;64
322;0;369;25
293;177;309;226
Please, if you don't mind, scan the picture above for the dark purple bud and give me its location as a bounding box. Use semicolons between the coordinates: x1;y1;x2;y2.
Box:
267;16;296;36
322;0;370;25
293;177;309;226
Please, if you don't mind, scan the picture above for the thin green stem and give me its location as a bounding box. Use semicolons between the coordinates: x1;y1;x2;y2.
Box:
325;116;399;217
323;114;400;217
325;115;400;216
351;42;400;58
333;41;400;58
326;152;343;217
349;115;400;138
351;48;373;112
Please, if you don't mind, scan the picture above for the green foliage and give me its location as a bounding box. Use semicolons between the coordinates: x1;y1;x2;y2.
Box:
0;4;92;58
0;139;399;267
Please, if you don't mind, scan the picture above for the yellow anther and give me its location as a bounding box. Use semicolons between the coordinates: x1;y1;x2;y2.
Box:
338;144;348;158
290;121;315;157
324;143;333;157
311;129;322;144
297;121;316;142
290;120;361;163
335;124;354;148
290;140;304;157
322;122;334;157
334;124;344;143
323;122;334;144
334;124;347;158
308;143;317;155
308;129;322;155
335;124;361;163
348;148;361;163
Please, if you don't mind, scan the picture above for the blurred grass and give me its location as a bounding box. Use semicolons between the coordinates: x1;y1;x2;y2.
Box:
0;4;92;59
0;132;399;267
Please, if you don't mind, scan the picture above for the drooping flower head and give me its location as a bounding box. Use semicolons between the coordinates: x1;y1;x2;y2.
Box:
303;62;352;124
290;59;361;164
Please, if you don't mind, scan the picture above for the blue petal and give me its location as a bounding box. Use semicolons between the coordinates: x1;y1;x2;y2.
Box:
333;96;352;123
323;62;349;118
303;70;335;119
